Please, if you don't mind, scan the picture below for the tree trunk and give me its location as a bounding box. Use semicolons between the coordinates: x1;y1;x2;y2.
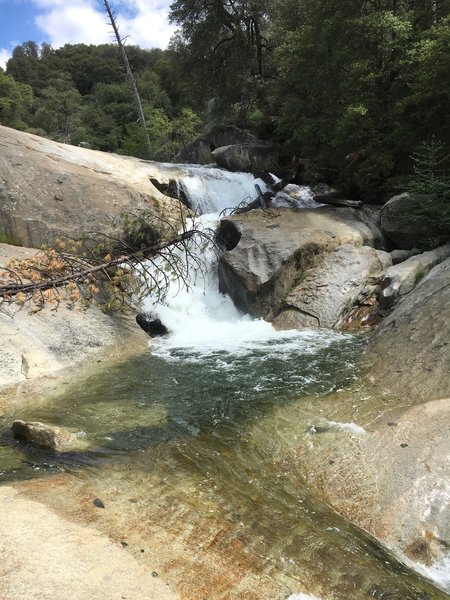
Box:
103;0;152;159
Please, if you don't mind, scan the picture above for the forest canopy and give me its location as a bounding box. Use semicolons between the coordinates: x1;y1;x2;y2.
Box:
1;0;449;199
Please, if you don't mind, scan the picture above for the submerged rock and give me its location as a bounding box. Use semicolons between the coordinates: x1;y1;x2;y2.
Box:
12;420;88;452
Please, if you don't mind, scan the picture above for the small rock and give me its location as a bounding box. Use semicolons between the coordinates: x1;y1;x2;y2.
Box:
93;498;105;509
54;192;64;202
12;420;82;451
151;571;159;578
400;443;408;448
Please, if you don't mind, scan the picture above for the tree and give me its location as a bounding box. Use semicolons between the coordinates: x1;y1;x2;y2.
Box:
0;70;33;129
169;0;275;125
103;0;152;158
33;76;84;143
0;212;212;313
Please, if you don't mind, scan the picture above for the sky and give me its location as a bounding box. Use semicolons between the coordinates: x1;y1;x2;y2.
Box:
0;0;176;70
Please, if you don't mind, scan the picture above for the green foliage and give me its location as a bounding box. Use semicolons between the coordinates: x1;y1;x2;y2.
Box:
3;41;205;158
0;70;33;128
0;231;21;246
2;1;450;197
406;137;450;198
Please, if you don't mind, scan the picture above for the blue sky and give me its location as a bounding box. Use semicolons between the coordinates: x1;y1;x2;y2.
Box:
0;0;175;69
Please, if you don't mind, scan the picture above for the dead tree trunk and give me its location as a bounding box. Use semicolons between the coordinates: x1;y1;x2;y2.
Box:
103;0;152;159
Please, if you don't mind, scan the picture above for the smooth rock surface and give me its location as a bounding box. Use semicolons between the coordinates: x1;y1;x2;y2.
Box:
212;143;282;174
218;206;386;320
253;395;450;572
378;242;450;308
0;125;182;248
274;244;391;329
366;256;450;402
0;486;178;600
0;243;149;390
173;125;258;164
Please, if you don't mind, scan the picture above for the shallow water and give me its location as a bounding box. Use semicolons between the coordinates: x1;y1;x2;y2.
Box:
1;166;448;598
0;334;448;599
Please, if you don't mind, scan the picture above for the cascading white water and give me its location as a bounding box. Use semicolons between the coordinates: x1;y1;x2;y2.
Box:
142;165;336;358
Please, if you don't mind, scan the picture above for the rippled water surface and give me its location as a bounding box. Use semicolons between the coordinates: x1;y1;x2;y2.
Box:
0;332;447;599
1;167;448;598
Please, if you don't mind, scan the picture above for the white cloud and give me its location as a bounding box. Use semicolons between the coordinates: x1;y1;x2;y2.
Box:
32;0;175;50
117;0;176;49
0;48;12;70
34;0;111;47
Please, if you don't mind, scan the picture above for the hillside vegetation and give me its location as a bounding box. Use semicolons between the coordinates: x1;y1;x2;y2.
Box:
1;0;449;199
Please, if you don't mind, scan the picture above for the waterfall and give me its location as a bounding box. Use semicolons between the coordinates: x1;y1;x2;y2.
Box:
142;165;326;357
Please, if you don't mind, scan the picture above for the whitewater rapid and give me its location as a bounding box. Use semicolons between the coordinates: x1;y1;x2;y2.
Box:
142;165;336;357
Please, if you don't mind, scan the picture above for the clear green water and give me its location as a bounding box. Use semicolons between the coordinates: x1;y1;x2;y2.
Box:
0;333;448;599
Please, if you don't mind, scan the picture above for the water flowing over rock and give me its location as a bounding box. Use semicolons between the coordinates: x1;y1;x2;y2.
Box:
263;396;450;575
217;206;387;324
274;245;392;330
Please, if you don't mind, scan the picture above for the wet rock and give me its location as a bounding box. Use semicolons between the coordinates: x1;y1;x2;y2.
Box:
12;420;84;451
149;177;190;208
136;312;169;337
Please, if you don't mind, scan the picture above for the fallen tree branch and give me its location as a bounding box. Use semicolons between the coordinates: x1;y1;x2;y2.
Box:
0;229;202;301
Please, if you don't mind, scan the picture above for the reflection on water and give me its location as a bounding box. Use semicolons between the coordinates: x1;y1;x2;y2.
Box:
0;333;447;599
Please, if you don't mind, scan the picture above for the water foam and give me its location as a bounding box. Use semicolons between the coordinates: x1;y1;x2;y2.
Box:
288;594;323;600
412;553;450;593
144;164;337;358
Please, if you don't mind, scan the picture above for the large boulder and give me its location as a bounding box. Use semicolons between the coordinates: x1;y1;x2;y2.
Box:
381;192;450;249
365;256;450;402
217;206;387;322
0;125;181;248
273;244;391;330
212;143;282;174
252;395;450;572
173;125;258;164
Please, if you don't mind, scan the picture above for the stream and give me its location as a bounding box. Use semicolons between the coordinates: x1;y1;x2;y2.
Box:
0;166;449;599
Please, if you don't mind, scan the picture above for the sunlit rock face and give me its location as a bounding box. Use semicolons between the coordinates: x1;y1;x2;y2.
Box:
217;206;387;323
0;125;183;248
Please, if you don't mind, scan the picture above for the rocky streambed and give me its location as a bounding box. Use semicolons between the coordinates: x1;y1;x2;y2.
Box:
0;126;449;599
